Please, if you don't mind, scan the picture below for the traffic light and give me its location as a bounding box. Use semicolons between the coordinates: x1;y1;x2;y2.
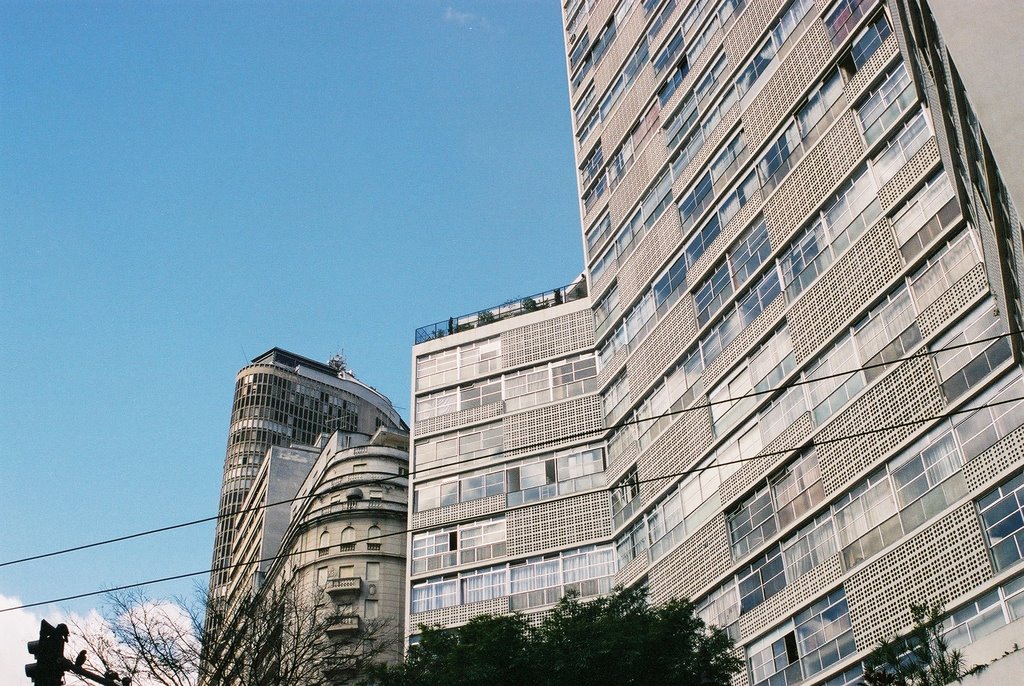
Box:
25;619;68;686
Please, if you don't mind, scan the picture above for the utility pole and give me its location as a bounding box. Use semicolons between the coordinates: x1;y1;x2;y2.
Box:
25;619;131;686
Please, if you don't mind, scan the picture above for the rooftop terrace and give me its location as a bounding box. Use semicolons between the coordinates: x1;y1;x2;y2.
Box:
414;276;588;344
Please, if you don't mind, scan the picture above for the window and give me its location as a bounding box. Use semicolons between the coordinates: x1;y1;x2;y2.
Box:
414;479;458;511
461;566;507;604
746;588;855;686
685;215;722;269
738;544;787;613
951;371;1024;461
586;213;613;260
857;62;915;145
849;12;891;69
729;485;777;558
553;355;598;399
616;518;648;565
735;0;814;96
944;574;1024;649
783;512;838;579
460;469;505;502
415;388;457;421
503;368;552;412
797;69;844;139
460;517;507;565
612;467;641;528
642;170;675;229
909;229;978;311
773;450;824;528
697;578;740;639
932;301;1012;401
658;54;690;105
647;0;678;40
805;334;864;425
460;379;502;411
832;469;901;568
604;372;631;422
410;577;458;613
825;0;879;46
415;422;502;470
978;471;1024;571
679;172;714;230
507;447;605;506
509;545;616;611
695;262;734;326
412;526;458;573
747;621;801;686
890;169;958;261
778;165;879;300
794;588;856;677
710;132;747;183
758;122;800;187
750;326;795;392
872;108;930;186
730;220;771;286
653;253;688;315
853;285;919;371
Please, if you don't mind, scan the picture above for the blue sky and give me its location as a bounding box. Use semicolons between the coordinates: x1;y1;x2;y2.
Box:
0;0;581;665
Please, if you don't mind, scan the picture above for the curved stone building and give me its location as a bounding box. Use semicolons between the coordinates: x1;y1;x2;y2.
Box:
221;427;410;682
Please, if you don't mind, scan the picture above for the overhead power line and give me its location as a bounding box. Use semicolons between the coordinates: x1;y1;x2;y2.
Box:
2;391;1021;615
1;329;1018;571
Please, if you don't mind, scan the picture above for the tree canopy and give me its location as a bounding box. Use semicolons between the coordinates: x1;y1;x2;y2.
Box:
371;586;741;686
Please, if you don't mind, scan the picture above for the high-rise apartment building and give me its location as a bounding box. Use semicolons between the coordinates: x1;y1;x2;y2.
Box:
210;348;406;597
406;0;1024;683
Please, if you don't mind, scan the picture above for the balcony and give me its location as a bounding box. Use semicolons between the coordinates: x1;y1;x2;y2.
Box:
414;277;588;344
325;576;362;599
325;614;360;638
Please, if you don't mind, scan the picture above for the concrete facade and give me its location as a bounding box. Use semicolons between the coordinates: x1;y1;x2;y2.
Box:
405;1;1024;684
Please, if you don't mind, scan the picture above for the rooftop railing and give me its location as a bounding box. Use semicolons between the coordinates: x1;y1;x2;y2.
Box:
414;277;589;344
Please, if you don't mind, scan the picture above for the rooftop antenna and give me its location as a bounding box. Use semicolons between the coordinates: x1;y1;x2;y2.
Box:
328;350;349;374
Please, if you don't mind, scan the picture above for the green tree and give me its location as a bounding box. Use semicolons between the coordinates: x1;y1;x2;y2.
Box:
371;586;741;686
861;603;985;686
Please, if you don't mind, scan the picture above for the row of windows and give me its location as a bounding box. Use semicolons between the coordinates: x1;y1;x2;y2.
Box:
415;354;598;421
593;23;902;353
685;377;1023;648
746;587;856;686
411;517;507;574
611;307;1017;606
413;447;606;513
603;221;982;501
599;117;951;437
414;421;502;471
585;0;888;285
580;0;745;249
410;545;615;614
415;338;501;390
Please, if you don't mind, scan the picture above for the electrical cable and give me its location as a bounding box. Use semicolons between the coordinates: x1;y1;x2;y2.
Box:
1;328;1018;570
2;391;1021;614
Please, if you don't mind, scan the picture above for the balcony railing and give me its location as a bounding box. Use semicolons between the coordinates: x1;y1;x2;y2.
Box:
325;614;360;637
414;277;589;344
325;576;362;598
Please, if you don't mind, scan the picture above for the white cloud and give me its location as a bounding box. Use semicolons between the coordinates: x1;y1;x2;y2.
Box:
444;6;493;32
0;596;59;684
0;595;188;686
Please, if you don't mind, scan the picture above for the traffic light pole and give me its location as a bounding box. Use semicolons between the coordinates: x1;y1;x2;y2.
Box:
25;619;130;686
